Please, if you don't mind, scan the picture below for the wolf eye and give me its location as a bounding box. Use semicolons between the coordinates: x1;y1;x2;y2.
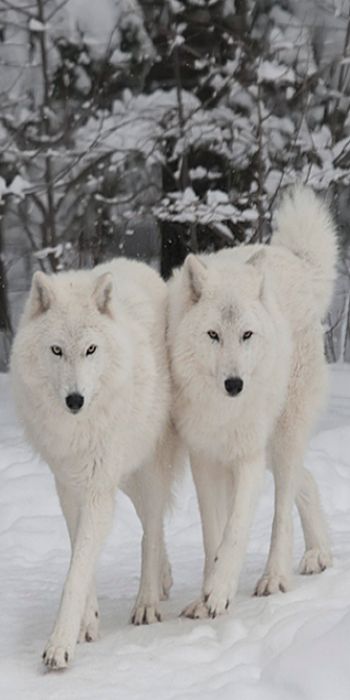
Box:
207;330;220;342
242;331;253;341
86;344;97;356
51;345;63;356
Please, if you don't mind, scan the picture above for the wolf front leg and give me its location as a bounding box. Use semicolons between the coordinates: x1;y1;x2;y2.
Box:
202;454;265;618
43;484;115;670
55;480;100;644
182;452;232;619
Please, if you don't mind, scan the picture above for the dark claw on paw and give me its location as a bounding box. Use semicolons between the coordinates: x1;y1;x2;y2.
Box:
204;594;209;603
225;600;230;610
64;651;69;663
42;651;46;660
95;610;99;618
85;632;92;642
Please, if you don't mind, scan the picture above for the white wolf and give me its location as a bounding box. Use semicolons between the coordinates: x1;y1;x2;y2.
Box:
11;258;181;669
167;186;337;619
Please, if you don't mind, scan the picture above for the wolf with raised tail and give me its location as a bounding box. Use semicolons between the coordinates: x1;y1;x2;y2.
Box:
11;258;182;669
167;186;337;619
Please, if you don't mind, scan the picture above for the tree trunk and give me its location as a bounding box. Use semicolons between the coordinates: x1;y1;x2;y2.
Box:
0;204;13;370
160;221;189;280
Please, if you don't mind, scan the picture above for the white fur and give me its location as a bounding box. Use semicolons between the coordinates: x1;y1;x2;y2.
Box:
11;258;182;669
273;185;338;317
167;186;336;619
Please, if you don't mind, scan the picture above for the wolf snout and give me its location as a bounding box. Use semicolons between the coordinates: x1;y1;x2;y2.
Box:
224;377;243;397
65;393;84;413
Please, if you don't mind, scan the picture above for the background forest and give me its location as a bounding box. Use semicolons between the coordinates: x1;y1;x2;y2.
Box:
1;0;350;368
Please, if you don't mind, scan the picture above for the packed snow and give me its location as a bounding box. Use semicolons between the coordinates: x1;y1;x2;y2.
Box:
1;364;350;699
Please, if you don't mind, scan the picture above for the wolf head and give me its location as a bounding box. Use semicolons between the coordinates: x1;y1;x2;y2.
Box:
170;253;279;400
13;269;132;415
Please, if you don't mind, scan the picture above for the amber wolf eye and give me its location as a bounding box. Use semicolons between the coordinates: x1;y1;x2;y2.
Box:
207;330;220;342
242;331;253;341
86;344;97;356
51;345;63;356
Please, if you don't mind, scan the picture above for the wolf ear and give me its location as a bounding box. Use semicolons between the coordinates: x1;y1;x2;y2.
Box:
184;254;208;303
246;250;270;306
93;272;113;316
30;271;54;317
258;273;270;306
246;250;265;268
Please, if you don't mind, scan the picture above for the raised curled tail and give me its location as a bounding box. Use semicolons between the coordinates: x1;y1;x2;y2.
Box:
271;186;338;317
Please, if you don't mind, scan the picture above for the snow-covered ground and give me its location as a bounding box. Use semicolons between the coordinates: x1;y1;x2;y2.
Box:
1;365;350;699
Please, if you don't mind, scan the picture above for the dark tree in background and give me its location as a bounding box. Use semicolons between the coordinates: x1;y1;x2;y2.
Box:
140;0;350;280
1;0;350;365
0;0;158;368
142;0;253;277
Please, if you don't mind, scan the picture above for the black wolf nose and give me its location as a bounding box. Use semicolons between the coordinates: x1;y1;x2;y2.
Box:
66;393;84;412
224;377;243;396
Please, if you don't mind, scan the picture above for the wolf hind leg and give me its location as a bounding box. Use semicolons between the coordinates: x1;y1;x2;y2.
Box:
255;437;301;597
255;449;331;596
123;458;173;625
256;340;330;596
296;467;332;575
159;544;173;600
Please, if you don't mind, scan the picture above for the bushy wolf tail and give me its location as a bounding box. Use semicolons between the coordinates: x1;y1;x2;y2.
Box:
271;186;338;317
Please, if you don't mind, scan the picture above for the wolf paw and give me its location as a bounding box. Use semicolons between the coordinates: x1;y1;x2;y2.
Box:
200;565;232;618
131;604;162;625
254;573;290;597
78;605;100;643
299;547;332;575
202;590;230;618
42;642;73;670
181;599;211;619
